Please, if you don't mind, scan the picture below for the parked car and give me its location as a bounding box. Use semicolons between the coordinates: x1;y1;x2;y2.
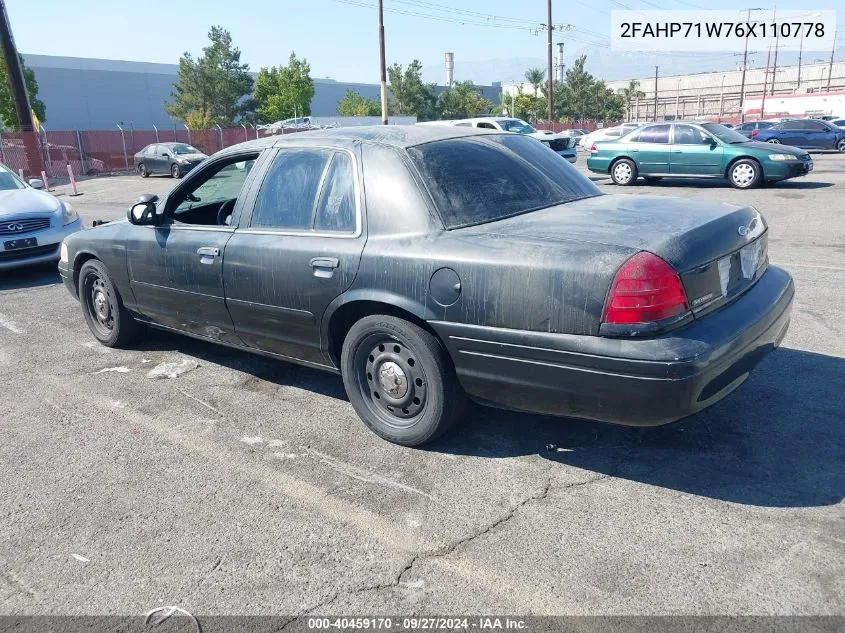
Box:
828;118;845;129
60;126;793;446
588;121;813;189
579;123;644;149
134;142;208;179
753;119;845;151
418;117;576;163
0;165;83;271
734;121;775;138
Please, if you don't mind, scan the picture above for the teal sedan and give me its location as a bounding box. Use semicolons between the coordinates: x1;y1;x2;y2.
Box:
587;121;813;189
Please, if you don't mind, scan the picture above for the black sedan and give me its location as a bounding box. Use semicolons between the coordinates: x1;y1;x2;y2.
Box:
134;142;208;179
59;126;793;446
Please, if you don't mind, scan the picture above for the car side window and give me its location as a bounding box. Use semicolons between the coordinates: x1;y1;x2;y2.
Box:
476;122;497;129
673;125;707;144
630;125;670;143
314;152;356;233
780;121;801;131
453;122;472;127
250;148;332;230
170;155;258;225
803;120;825;131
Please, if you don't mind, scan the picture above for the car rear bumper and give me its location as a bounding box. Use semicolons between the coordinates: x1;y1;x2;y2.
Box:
430;265;793;426
0;219;83;271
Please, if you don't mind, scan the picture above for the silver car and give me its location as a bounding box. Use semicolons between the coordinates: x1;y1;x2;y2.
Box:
0;165;83;271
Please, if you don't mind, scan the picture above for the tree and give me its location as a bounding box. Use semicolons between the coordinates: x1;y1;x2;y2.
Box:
387;60;437;121
436;81;493;119
617;80;645;122
253;52;315;123
0;54;46;129
524;68;546;98
512;91;546;123
165;26;254;127
336;90;381;117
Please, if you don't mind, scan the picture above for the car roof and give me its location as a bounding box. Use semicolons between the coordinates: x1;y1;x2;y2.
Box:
227;125;503;153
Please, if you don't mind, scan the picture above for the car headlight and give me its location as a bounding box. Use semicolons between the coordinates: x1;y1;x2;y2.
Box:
176;156;189;164
60;241;68;263
62;202;79;225
768;154;799;161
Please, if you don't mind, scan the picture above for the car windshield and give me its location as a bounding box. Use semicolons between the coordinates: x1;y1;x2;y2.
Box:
0;167;26;190
702;123;749;144
408;134;601;229
171;144;200;155
498;119;536;134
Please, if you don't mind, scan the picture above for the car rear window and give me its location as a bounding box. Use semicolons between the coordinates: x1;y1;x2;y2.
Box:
407;134;601;229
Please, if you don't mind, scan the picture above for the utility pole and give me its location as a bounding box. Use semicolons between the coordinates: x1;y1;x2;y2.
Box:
0;0;43;176
761;44;771;119
378;0;388;125
770;5;778;96
653;66;659;122
0;0;33;131
826;29;836;92
546;0;553;123
797;29;803;89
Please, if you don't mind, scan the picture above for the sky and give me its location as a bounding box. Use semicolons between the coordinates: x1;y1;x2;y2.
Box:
7;0;844;84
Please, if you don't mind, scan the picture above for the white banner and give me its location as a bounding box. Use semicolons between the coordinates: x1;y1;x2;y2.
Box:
610;10;837;52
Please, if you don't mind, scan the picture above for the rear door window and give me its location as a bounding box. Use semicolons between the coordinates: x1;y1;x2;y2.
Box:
314;152;357;233
251;149;332;230
630;125;670;143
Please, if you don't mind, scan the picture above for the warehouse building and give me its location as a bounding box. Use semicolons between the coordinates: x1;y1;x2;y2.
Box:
605;61;845;121
23;54;502;130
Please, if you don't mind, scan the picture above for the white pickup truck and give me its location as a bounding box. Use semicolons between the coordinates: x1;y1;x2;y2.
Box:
418;117;577;163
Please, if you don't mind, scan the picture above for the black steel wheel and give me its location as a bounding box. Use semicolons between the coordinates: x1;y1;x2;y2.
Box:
79;260;143;347
341;315;465;446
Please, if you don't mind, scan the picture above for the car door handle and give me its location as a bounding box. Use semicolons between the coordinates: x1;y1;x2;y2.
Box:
310;257;340;278
310;257;339;269
197;246;219;265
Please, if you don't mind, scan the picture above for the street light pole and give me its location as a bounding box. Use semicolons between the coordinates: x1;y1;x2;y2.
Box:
378;0;388;125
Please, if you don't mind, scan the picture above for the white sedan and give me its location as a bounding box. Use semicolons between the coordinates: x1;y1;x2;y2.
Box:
0;165;83;271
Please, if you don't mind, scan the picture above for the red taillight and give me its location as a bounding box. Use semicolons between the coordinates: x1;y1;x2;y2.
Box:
602;252;689;325
751;129;759;137
590;144;598;153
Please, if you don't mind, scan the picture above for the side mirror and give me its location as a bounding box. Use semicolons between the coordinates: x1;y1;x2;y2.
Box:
127;194;160;225
162;153;170;158
28;178;44;190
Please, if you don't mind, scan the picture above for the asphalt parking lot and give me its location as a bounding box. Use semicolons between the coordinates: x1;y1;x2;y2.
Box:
1;153;843;618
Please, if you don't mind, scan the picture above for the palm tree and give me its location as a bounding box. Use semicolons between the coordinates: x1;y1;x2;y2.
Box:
617;80;645;122
524;68;546;98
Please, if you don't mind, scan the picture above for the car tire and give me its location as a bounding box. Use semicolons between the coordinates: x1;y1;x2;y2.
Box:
643;176;662;184
171;164;181;179
767;138;782;144
139;163;148;178
341;314;466;446
728;159;762;189
837;138;845;152
78;259;144;348
610;158;637;186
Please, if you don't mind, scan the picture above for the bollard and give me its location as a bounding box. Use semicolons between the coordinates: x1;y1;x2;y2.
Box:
66;163;83;196
41;170;50;191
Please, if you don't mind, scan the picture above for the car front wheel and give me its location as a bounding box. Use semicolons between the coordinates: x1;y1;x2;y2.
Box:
837;138;845;152
79;260;143;347
767;138;782;144
171;164;181;178
610;158;637;185
341;314;465;446
729;159;761;189
139;163;148;178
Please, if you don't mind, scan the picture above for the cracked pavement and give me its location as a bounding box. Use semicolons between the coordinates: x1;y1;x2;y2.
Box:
1;156;843;616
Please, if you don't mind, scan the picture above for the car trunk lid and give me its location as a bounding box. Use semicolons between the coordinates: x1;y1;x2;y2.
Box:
471;193;769;320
